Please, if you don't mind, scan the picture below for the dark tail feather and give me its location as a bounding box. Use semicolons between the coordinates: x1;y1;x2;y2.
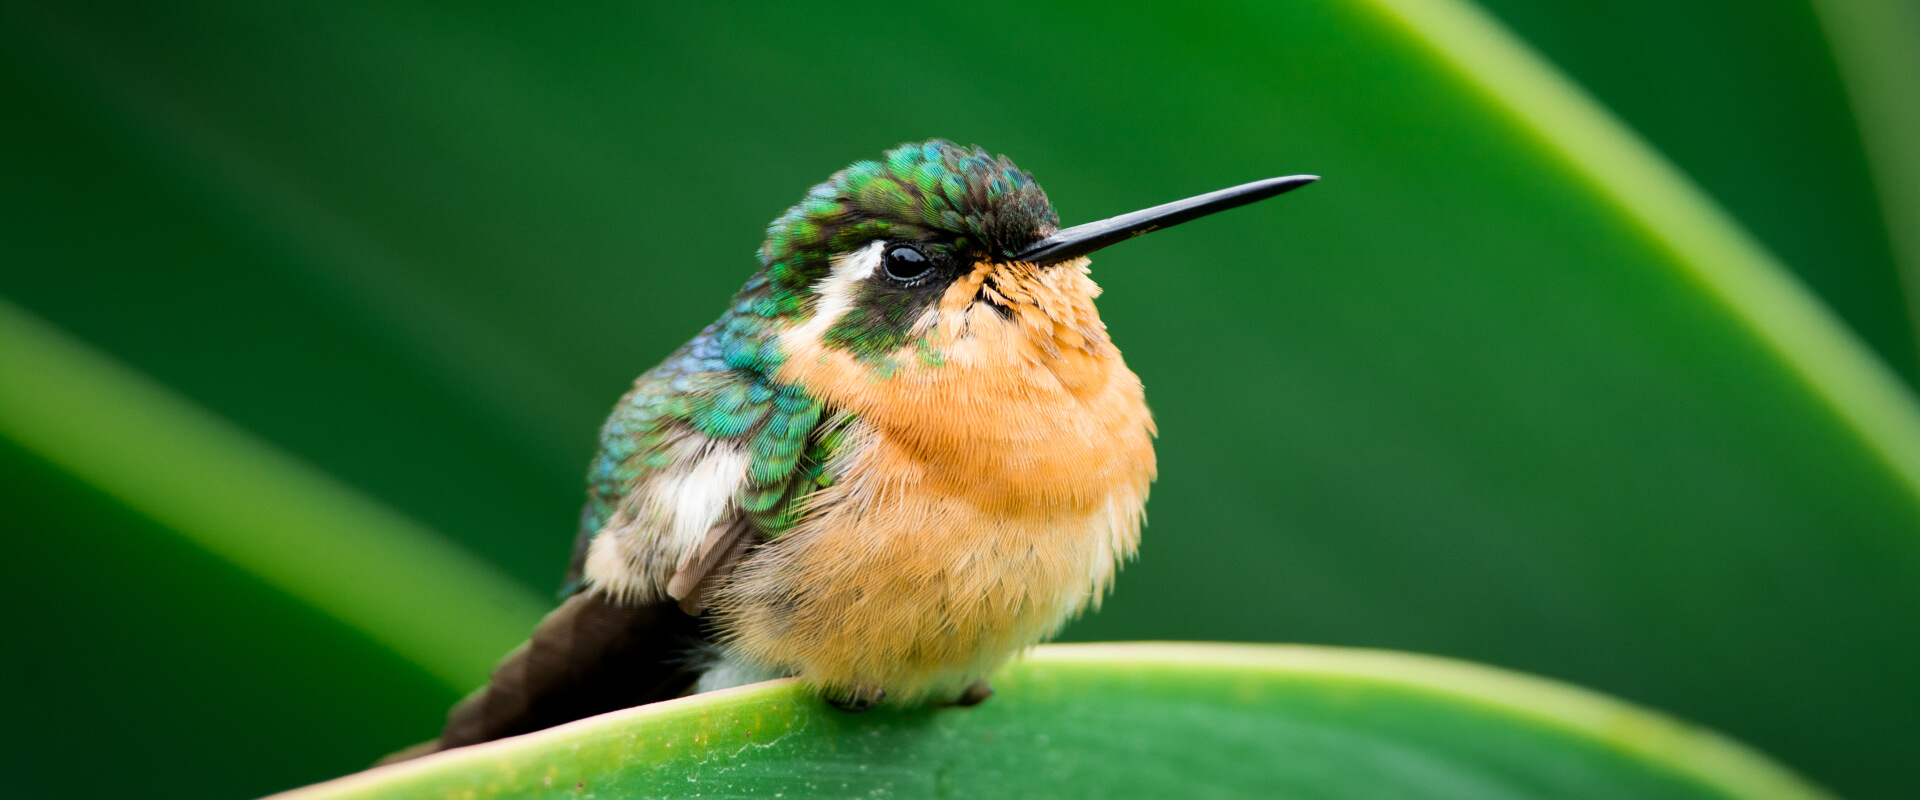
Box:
380;591;705;763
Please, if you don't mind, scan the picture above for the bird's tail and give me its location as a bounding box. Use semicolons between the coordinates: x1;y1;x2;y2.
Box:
378;590;705;764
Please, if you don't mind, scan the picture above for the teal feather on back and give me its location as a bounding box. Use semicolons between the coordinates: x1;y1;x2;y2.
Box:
579;305;829;543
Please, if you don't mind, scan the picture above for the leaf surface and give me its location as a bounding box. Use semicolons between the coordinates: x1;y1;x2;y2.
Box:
279;645;1829;800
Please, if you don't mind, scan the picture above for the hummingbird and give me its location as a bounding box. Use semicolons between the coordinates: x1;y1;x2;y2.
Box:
409;140;1315;756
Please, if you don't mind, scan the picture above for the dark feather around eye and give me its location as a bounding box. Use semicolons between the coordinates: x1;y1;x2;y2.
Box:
882;246;934;283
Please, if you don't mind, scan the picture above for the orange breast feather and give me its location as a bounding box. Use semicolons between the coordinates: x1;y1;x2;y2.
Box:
716;259;1156;701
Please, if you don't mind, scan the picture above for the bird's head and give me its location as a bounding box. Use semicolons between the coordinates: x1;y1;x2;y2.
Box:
721;139;1312;496
753;140;1312;383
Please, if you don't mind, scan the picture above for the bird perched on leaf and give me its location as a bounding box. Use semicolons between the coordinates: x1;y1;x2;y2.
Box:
400;140;1315;758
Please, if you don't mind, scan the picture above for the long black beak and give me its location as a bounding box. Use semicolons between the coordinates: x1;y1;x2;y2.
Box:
1013;174;1318;265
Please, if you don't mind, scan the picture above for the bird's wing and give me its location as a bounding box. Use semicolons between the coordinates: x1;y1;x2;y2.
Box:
565;342;840;611
416;334;844;758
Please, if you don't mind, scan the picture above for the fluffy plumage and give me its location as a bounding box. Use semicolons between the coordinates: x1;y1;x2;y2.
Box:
723;253;1153;702
418;140;1155;755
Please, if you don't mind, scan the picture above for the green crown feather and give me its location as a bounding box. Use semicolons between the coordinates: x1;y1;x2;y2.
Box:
759;140;1060;301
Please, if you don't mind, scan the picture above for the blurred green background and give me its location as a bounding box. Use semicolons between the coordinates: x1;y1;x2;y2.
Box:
2;0;1916;798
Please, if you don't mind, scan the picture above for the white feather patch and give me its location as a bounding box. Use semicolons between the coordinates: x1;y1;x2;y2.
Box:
657;444;752;560
786;240;883;349
583;437;751;601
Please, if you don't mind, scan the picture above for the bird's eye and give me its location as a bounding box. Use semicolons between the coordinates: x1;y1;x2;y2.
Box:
881;246;934;283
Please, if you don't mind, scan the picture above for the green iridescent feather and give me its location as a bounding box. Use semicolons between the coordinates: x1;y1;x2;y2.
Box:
760;139;1058;313
568;140;1061;594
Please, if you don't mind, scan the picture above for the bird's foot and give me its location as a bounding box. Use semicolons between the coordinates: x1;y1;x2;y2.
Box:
943;680;993;708
824;686;885;712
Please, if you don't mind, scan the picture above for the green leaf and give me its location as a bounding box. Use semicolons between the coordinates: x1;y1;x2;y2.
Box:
275;645;1829;800
3;1;1918;798
0;299;546;692
0;436;460;794
1471;0;1919;381
1810;0;1920;348
1366;0;1920;513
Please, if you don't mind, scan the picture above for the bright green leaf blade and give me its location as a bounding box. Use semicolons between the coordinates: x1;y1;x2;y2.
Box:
0;438;457;797
1471;0;1917;383
1370;0;1920;518
0;36;587;592
276;645;1830;800
1810;0;1920;349
0;299;546;691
